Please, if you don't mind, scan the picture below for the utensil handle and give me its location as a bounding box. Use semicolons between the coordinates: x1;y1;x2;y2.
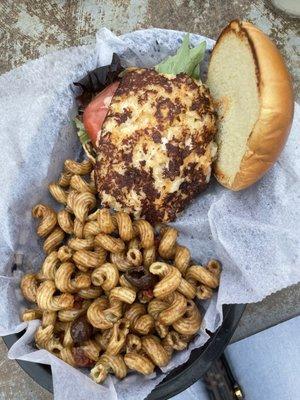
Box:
203;354;244;400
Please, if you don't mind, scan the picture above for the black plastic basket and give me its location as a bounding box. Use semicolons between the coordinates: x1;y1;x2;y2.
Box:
3;303;245;399
3;60;246;399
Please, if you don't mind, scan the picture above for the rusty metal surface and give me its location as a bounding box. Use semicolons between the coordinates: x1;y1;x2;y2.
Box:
0;1;299;399
0;0;299;99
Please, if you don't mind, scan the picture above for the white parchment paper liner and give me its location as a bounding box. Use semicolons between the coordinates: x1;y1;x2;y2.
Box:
0;28;299;400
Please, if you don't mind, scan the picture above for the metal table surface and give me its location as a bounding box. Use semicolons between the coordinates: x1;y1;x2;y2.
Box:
0;1;299;399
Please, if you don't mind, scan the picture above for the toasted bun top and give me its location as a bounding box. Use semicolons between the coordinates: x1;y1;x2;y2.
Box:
208;20;294;190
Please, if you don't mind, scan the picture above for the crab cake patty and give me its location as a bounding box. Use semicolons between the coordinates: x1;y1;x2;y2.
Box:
95;68;217;223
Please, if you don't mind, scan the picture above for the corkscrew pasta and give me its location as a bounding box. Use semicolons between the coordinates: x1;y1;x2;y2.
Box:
72;192;96;223
125;334;142;353
142;335;170;367
64;159;93;175
155;320;169;339
36;280;74;311
78;286;102;299
172;300;202;335
91;263;119;291
22;308;43;321
58;300;91;322
124;352;154;375
83;220;101;238
119;274;136;290
97;208;116;234
57;245;73;262
54;262;91;293
48;183;68;205
41;251;59;280
150;262;182;298
91;354;127;383
70;174;96;194
73;218;84;238
43;227;65;254
73;249;106;269
68;237;94;251
196;284;214;300
21;156;221;385
32;204;57;238
158;226;178;259
133;219;154;249
21;274;39;302
57;210;74;234
95;329;112;352
157;292;187;326
186;265;219;288
105;320;130;355
58;171;72;187
109;287;136;304
126;248;143;267
87;298;113;330
142;244;154;264
110;252;132;271
114;212;134;241
95;233;125;253
133;314;155;335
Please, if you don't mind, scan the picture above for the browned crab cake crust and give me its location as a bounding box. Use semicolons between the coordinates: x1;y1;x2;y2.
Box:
95;68;217;223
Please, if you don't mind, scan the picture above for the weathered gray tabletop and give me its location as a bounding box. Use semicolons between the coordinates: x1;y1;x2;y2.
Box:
0;1;299;399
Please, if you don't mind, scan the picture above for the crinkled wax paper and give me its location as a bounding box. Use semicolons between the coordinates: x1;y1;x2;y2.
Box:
0;28;299;400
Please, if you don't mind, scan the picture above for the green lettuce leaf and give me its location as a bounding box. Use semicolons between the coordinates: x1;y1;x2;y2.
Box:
155;34;206;79
74;118;97;163
74;118;90;145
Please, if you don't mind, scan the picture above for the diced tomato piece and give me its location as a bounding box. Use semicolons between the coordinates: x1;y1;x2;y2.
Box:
83;81;120;145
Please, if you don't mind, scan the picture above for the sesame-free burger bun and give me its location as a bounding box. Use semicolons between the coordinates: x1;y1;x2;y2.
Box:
207;20;294;191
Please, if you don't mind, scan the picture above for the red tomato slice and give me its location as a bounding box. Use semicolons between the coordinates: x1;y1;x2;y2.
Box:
83;81;120;145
